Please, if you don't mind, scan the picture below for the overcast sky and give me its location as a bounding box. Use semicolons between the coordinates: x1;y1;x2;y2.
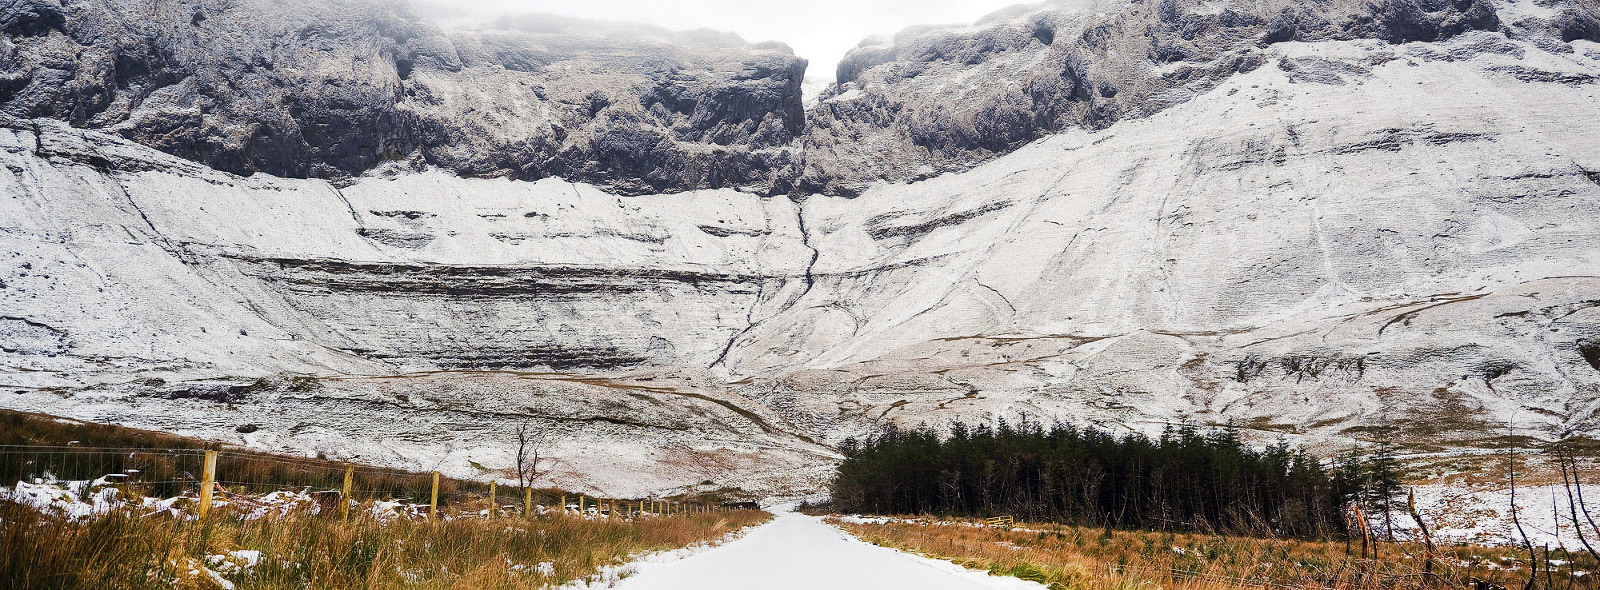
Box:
427;0;1030;82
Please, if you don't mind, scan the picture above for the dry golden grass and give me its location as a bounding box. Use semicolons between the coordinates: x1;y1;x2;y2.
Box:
0;408;505;503
829;516;1596;590
1;500;769;589
0;408;772;589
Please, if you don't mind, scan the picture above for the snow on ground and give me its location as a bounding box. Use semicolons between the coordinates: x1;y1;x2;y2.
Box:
1;474;403;521
1;475;129;519
0;473;207;519
605;508;1048;590
558;525;764;589
1391;483;1600;548
830;482;1600;550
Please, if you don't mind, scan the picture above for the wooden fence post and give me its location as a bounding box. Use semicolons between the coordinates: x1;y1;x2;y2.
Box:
429;471;440;520
198;450;218;518
524;487;532;516
561;495;567;516
639;499;644;516
579;494;586;516
341;465;353;521
488;481;496;517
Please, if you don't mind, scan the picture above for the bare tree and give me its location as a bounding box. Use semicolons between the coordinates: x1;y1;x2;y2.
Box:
1558;450;1600;563
1508;422;1537;590
513;420;551;492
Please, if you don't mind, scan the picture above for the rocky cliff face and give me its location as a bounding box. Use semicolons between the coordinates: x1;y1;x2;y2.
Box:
803;0;1514;192
3;0;1600;496
0;0;806;194
8;0;1596;196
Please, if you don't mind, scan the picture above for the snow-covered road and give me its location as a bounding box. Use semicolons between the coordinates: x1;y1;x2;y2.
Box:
609;511;1047;590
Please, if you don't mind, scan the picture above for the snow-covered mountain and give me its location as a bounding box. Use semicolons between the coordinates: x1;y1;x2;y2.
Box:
3;0;1599;496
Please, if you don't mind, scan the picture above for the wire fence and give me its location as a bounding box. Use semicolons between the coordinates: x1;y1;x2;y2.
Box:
0;445;209;498
0;445;728;519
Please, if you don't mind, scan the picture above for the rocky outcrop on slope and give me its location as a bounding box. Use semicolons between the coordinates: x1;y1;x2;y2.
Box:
0;0;805;194
800;0;1596;193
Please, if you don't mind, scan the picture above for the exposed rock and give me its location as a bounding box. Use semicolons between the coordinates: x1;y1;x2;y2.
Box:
0;0;806;194
800;0;1519;193
6;0;1591;196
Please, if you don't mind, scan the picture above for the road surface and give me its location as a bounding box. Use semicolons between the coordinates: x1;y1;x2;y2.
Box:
610;510;1047;590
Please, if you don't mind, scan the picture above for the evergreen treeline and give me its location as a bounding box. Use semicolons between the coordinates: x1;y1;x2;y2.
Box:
831;419;1402;539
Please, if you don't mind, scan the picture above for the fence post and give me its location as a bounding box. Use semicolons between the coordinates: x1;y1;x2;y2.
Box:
639;499;644;516
524;486;532;517
429;471;440;520
561;495;567;516
488;481;496;517
341;465;353;521
580;494;586;516
198;450;218;518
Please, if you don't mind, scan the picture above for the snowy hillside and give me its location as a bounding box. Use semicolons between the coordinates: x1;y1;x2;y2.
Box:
2;0;1599;496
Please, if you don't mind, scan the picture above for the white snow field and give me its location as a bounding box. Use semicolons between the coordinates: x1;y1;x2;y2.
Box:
608;510;1046;590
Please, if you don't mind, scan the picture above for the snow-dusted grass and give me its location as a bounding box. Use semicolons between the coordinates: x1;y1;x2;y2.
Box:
0;496;769;590
830;515;1597;590
1;408;772;589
